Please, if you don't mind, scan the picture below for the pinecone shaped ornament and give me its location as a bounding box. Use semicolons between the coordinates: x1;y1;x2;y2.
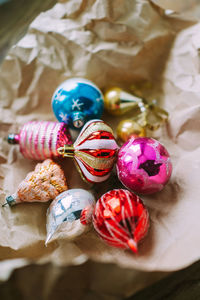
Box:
4;159;67;207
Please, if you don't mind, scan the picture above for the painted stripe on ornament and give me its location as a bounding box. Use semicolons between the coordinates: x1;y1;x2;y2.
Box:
125;190;137;233
121;204;131;236
77;131;115;147
31;122;41;160
49;122;57;157
76;157;111;177
19;122;28;158
42;122;50;158
34;122;44;160
81;149;116;158
44;122;54;158
93;220;126;248
29;122;39;160
101;193;129;236
124;190;134;218
25;122;34;159
93;203;125;246
75;121;113;147
75;151;116;169
37;122;47;160
22;122;32;159
75;159;110;183
76;139;118;150
52;123;61;156
77;119;102;139
104;219;128;247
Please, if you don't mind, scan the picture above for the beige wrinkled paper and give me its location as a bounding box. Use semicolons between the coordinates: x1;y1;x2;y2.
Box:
0;0;200;294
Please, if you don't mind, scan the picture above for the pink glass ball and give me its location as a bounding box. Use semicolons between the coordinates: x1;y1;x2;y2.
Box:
116;137;172;194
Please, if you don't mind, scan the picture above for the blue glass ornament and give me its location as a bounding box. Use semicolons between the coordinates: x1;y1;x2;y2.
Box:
52;78;104;129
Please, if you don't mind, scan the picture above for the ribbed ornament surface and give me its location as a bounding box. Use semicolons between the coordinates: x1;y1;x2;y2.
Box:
18;121;72;160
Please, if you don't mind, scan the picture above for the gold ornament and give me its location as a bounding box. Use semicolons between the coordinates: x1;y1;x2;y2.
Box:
135;101;169;131
117;119;146;143
104;87;143;116
104;86;168;140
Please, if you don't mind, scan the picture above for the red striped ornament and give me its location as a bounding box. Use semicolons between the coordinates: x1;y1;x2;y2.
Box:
7;121;72;160
58;120;119;183
92;189;149;253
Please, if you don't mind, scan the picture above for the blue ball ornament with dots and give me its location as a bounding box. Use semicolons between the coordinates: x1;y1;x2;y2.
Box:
52;78;104;129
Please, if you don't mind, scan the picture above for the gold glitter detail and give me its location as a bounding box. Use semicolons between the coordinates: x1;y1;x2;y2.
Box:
50;179;67;193
75;151;117;169
73;159;92;184
74;121;114;147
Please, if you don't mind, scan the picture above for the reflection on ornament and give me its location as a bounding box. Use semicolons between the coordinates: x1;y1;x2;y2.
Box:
7;121;72;160
92;189;149;253
52;78;104;129
58;120;119;184
104;87;143;116
117;137;172;194
46;189;95;244
117;119;146;143
3;159;67;207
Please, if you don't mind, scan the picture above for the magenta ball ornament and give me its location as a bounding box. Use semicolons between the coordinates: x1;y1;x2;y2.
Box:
116;137;172;194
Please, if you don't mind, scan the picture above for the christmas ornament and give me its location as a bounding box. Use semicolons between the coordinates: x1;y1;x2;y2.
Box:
104;87;143;116
46;189;95;244
104;87;169;142
7;121;72;161
92;189;149;253
134;100;169;131
3;159;67;207
117;137;172;194
117;119;146;143
58;119;119;183
52;78;104;129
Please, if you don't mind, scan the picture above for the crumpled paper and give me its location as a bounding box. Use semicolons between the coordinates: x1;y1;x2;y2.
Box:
151;0;200;20
0;0;199;290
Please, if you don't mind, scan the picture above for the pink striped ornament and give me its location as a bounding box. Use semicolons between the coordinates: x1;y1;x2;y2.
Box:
8;121;72;160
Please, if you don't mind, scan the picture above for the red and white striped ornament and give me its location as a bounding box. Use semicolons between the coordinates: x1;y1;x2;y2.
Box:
92;189;149;253
7;121;72;160
58;120;119;183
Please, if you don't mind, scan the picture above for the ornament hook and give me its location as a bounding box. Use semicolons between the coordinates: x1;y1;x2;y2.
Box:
57;145;75;158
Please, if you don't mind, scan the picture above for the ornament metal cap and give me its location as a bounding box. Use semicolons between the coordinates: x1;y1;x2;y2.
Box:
2;195;17;207
57;145;75;158
71;111;85;129
7;134;19;144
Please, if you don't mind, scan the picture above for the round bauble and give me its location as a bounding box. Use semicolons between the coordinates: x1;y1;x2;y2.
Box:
116;137;172;194
52;78;104;129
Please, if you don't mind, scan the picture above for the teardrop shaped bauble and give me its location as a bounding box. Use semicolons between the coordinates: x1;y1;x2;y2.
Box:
92;189;149;253
46;189;95;244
